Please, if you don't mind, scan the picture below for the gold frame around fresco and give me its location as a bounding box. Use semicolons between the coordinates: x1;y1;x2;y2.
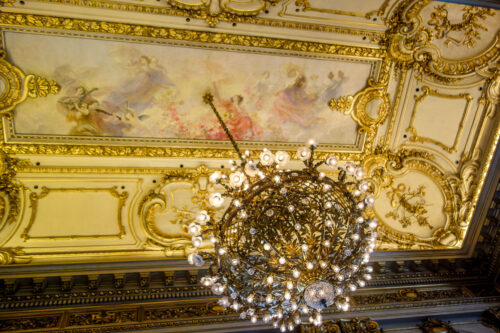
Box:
0;12;389;161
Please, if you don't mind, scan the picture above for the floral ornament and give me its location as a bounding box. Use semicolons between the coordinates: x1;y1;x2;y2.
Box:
275;151;290;166
326;155;338;168
296;147;311;161
229;171;246;187
187;222;201;236
196;210;210;225
260;149;275;166
244;161;260;177
209;192;224;207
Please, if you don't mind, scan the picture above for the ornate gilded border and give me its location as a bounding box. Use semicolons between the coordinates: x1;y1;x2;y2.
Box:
407;86;473;153
0;11;388;159
21;186;128;241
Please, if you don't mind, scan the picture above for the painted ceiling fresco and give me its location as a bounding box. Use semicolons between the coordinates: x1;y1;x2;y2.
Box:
6;32;372;148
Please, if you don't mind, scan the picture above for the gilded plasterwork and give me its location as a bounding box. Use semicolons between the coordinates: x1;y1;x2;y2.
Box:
22;186;128;241
427;4;495;48
406;86;473;153
0;151;29;231
0;0;495;258
385;183;431;229
6;31;371;147
139;165;221;255
166;0;281;26
385;0;500;82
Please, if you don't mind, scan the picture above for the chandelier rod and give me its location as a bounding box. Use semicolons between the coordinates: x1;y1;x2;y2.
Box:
203;92;245;162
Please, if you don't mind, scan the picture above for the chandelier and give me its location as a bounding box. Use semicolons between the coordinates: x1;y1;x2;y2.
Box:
187;92;378;331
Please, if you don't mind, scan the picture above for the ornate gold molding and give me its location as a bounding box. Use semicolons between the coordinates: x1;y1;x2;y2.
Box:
295;0;390;20
166;0;281;26
385;0;500;82
0;12;385;159
0;247;31;265
363;146;465;249
329;59;392;151
26;0;385;40
138;165;218;256
0;150;29;232
0;50;60;116
406;86;473;153
21;186;128;241
427;4;496;49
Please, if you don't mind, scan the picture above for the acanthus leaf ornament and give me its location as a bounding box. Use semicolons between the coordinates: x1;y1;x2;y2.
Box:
384;0;500;83
0;150;30;232
0;49;60;116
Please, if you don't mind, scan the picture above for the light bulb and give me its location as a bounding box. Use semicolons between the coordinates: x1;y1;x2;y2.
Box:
264;243;271;251
326;155;338;168
251;316;257;324
247;295;254;304
286;281;294;289
284;291;291;300
291;301;298;311
192;236;202;248
231;258;240;266
218;248;226;255
266;294;273;303
333;265;340;273
293;269;300;278
320;261;327;268
355;167;365;179
267;276;274;284
279;257;286;265
349;284;357;291
306;262;314;270
323;240;331;247
301;244;308;252
366;266;374;273
358;280;366;287
326;220;333;227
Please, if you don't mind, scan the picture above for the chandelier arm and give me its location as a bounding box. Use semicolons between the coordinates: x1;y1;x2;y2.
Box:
202;92;245;162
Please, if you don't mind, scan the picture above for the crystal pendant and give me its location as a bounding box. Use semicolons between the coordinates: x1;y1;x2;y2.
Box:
304;281;335;311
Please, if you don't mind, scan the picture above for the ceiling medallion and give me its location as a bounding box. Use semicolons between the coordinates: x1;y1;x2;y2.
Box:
187;92;378;330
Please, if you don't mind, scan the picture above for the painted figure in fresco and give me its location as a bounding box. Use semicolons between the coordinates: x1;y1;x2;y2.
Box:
103;55;175;114
320;70;347;105
211;83;263;141
57;87;119;136
271;74;321;128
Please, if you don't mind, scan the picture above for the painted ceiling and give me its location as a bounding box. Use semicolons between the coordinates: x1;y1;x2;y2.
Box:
0;0;498;268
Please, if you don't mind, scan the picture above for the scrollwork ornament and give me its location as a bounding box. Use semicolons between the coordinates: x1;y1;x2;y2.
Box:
384;0;500;83
0;151;30;232
362;145;465;249
0;49;60;116
0;247;31;265
138;165;220;256
166;0;281;27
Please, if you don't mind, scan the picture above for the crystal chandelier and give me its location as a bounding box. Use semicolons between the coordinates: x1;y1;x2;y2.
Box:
187;92;378;331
